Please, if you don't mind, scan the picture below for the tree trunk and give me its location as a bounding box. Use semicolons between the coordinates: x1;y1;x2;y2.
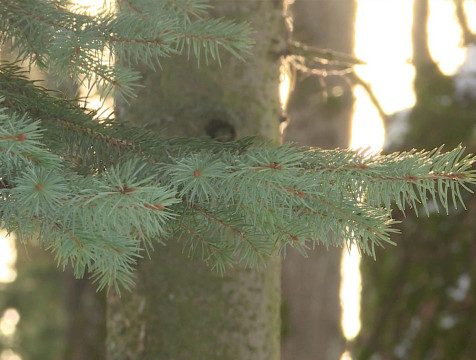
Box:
281;1;355;359
412;0;433;68
106;1;285;359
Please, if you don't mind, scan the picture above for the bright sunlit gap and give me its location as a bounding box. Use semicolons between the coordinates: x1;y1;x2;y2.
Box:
340;247;363;341
341;1;476;357
0;308;21;360
340;350;353;360
71;0;114;15
279;61;292;144
341;0;413;345
279;61;292;110
353;0;415;115
0;231;17;283
0;308;20;337
464;1;476;30
73;0;115;118
428;0;467;75
0;350;21;360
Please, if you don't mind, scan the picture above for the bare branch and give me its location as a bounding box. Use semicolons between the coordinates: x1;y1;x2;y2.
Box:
347;72;389;123
453;0;476;45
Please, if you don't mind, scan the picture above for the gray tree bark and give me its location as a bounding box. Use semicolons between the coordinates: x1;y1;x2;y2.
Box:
412;0;433;68
106;1;285;359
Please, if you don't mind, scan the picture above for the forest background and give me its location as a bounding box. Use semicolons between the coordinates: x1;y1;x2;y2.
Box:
0;0;476;359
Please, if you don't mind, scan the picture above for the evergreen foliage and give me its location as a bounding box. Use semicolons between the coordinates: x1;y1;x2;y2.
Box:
1;0;475;292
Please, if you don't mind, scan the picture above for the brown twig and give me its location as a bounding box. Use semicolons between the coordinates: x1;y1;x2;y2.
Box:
107;37;165;46
286;40;366;66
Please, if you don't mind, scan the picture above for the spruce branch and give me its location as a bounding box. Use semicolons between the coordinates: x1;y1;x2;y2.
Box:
2;94;476;287
0;0;254;99
1;2;476;291
2;82;475;286
117;0;211;22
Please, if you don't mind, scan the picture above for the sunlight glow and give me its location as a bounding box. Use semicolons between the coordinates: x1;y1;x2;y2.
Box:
73;0;115;118
340;247;362;340
279;61;291;111
428;0;467;75
340;350;353;360
0;308;20;337
342;1;476;356
0;231;17;283
464;2;476;30
279;60;292;144
0;350;21;360
341;1;399;344
353;0;415;114
349;86;385;152
71;0;114;15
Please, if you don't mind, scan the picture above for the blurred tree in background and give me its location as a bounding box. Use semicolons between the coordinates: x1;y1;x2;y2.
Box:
0;244;106;360
281;1;355;359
